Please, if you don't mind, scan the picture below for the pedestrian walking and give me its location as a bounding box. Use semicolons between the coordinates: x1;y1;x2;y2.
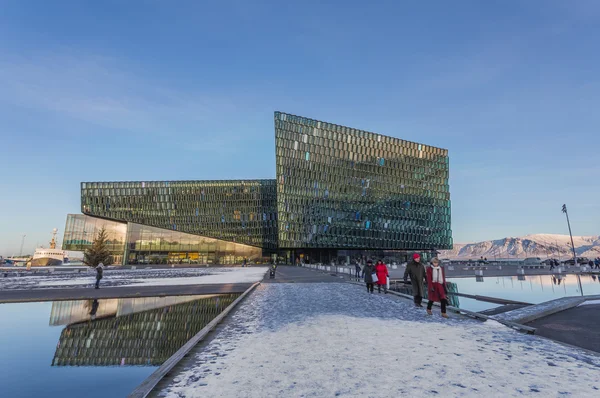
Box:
404;253;426;307
426;258;449;318
95;262;104;289
375;260;389;294
242;257;247;267
355;261;362;279
588;260;594;269
363;260;376;294
595;258;600;270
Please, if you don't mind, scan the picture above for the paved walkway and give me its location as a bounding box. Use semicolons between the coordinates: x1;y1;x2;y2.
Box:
154;281;600;398
297;266;600;354
0;283;252;303
263;265;348;283
528;303;600;353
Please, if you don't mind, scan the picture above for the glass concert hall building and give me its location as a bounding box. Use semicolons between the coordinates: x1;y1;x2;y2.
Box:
63;112;452;265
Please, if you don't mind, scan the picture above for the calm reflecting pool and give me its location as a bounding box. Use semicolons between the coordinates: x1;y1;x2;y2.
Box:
449;296;501;313
448;274;600;308
0;294;239;397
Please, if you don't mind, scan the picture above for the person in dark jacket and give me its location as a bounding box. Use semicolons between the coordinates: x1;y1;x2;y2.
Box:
375;260;389;294
355;261;362;279
404;253;426;307
95;263;104;289
425;258;449;318
363;260;376;294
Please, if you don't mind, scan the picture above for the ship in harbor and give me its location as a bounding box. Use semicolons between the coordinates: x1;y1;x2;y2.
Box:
29;229;67;267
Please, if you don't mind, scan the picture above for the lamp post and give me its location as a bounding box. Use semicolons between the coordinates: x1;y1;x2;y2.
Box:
561;204;578;266
19;234;26;257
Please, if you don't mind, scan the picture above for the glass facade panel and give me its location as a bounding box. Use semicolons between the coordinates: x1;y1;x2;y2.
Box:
63;214;268;264
66;111;452;266
80;180;277;249
63;214;127;253
274;111;452;250
125;222;264;265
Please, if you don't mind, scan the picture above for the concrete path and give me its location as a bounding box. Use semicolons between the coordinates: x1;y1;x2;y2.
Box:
528;303;600;353
0;283;252;303
479;303;530;316
262;265;348;283
154;282;600;398
492;296;585;324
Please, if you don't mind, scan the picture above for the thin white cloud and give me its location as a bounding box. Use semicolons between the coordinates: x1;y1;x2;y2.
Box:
0;53;238;136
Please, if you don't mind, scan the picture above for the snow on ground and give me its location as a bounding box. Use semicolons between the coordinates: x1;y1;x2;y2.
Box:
114;267;268;287
0;267;268;290
162;283;600;398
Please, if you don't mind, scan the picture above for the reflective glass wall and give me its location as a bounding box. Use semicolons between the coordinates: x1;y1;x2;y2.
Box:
275;112;452;250
63;215;270;265
126;222;266;265
81;180;278;249
63;214;127;253
282;248;438;266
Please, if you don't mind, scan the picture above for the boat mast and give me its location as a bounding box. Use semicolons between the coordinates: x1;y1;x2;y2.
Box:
50;228;58;250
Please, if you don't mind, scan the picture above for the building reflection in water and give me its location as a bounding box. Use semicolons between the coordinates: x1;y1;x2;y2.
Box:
50;294;240;367
444;281;460;308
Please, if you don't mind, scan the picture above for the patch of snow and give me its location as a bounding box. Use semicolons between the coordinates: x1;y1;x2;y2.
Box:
161;283;600;398
0;267;268;290
115;267;268;287
579;299;600;307
480;319;506;329
492;297;583;323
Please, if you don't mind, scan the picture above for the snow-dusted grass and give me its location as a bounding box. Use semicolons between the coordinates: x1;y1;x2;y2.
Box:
162;283;600;398
0;267;268;290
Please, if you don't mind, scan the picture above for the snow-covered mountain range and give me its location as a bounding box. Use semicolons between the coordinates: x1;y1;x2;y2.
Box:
439;234;600;260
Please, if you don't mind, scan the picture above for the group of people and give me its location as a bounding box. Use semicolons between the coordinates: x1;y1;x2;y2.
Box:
361;260;390;294
360;253;449;318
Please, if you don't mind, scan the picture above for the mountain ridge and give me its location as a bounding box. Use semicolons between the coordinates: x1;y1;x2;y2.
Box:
439;234;600;260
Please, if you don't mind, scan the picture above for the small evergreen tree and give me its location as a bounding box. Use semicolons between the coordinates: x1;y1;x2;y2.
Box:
83;227;112;267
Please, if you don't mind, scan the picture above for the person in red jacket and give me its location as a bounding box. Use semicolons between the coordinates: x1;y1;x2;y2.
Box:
425;257;449;318
375;260;389;294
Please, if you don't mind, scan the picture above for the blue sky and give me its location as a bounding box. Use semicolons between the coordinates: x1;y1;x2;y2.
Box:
1;0;599;256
